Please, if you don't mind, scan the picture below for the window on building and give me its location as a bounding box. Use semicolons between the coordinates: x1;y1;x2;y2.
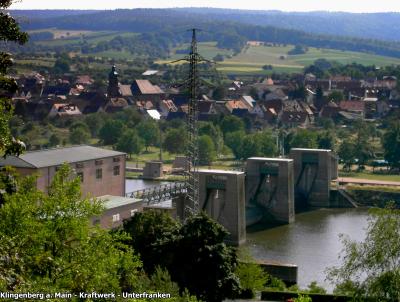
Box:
112;214;120;222
95;160;103;166
96;168;102;179
113;157;120;163
76;163;84;169
131;209;138;217
77;172;84;182
113;165;120;176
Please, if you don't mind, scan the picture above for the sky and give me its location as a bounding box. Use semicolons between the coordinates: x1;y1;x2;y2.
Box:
9;0;400;13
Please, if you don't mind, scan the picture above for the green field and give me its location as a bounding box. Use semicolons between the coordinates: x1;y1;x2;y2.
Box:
34;31;138;47
339;171;400;182
28;28;94;39
159;42;400;75
220;44;400;74
22;35;400;74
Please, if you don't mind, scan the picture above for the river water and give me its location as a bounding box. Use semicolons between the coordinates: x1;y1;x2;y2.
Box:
125;178;169;192
125;179;369;292
245;208;369;292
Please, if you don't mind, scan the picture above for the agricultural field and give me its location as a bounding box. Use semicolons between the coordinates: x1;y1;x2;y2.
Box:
160;42;400;75
220;44;400;75
28;28;94;39
33;31;138;47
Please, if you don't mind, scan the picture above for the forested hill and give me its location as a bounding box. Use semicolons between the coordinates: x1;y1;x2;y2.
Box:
13;8;400;42
175;8;400;42
9;9;400;59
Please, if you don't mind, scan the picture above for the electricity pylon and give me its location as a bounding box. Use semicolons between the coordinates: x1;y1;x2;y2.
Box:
172;28;211;216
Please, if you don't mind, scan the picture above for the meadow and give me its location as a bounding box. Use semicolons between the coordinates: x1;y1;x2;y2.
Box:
160;42;400;75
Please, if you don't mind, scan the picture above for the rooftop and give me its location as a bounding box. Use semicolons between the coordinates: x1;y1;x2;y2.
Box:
0;145;125;169
132;79;164;94
99;195;141;210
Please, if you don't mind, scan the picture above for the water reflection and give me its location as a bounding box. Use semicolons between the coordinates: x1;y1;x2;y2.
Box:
246;208;369;291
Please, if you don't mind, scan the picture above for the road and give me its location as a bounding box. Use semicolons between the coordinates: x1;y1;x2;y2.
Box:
337;177;400;187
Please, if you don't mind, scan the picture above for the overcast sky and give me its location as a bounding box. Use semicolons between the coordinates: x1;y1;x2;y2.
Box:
9;0;400;13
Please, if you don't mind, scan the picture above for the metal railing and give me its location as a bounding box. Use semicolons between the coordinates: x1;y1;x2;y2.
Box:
125;182;186;205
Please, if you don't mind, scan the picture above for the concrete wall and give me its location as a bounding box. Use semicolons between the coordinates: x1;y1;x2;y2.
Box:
198;170;246;246
15;155;126;197
93;200;143;229
142;161;163;179
246;158;295;224
289;148;337;207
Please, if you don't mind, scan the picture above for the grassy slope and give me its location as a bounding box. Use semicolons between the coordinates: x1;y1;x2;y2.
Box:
160;42;400;75
219;44;400;74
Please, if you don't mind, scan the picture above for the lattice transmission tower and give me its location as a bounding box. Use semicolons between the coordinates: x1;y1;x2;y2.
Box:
172;29;211;215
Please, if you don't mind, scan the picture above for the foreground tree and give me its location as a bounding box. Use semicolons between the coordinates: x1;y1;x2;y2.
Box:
123;211;240;302
0;0;28;156
0;165;141;293
327;203;400;301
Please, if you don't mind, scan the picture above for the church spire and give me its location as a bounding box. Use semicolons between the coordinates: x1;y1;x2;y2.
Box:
107;65;120;98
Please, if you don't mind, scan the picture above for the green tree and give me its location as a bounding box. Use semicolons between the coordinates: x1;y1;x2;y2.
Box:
288;129;318;150
48;133;60;147
306;281;327;294
353;121;374;169
225;131;245;159
122;210;180;274
84;113;105;137
239;134;262;159
317;130;336;150
338;140;355;171
235;249;269;298
0;0;28;156
69;127;90;145
99;119;124;145
123;211;240;302
220;115;245;135
198;135;216;165
53;56;70;74
383;121;400;170
257;130;278;157
115;129;144;159
0;164;141;292
170;213;240;302
327;204;400;301
163;128;187;154
136;120;159;151
198;122;224;154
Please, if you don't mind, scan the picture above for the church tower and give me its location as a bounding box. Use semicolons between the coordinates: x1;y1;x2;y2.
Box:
107;65;121;98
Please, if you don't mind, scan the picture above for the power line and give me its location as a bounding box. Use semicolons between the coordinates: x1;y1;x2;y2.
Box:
171;28;210;216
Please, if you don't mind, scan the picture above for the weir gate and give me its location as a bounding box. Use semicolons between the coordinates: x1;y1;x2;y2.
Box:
126;148;338;246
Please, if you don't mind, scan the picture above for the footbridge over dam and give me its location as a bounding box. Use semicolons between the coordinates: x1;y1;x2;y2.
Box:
125;148;339;246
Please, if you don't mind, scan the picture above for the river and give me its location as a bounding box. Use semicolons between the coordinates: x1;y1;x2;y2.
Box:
245;208;369;292
126;178;169;192
125;179;369;292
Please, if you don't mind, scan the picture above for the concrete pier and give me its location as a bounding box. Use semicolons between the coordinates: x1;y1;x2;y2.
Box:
289;148;338;207
198;169;246;246
246;158;295;224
